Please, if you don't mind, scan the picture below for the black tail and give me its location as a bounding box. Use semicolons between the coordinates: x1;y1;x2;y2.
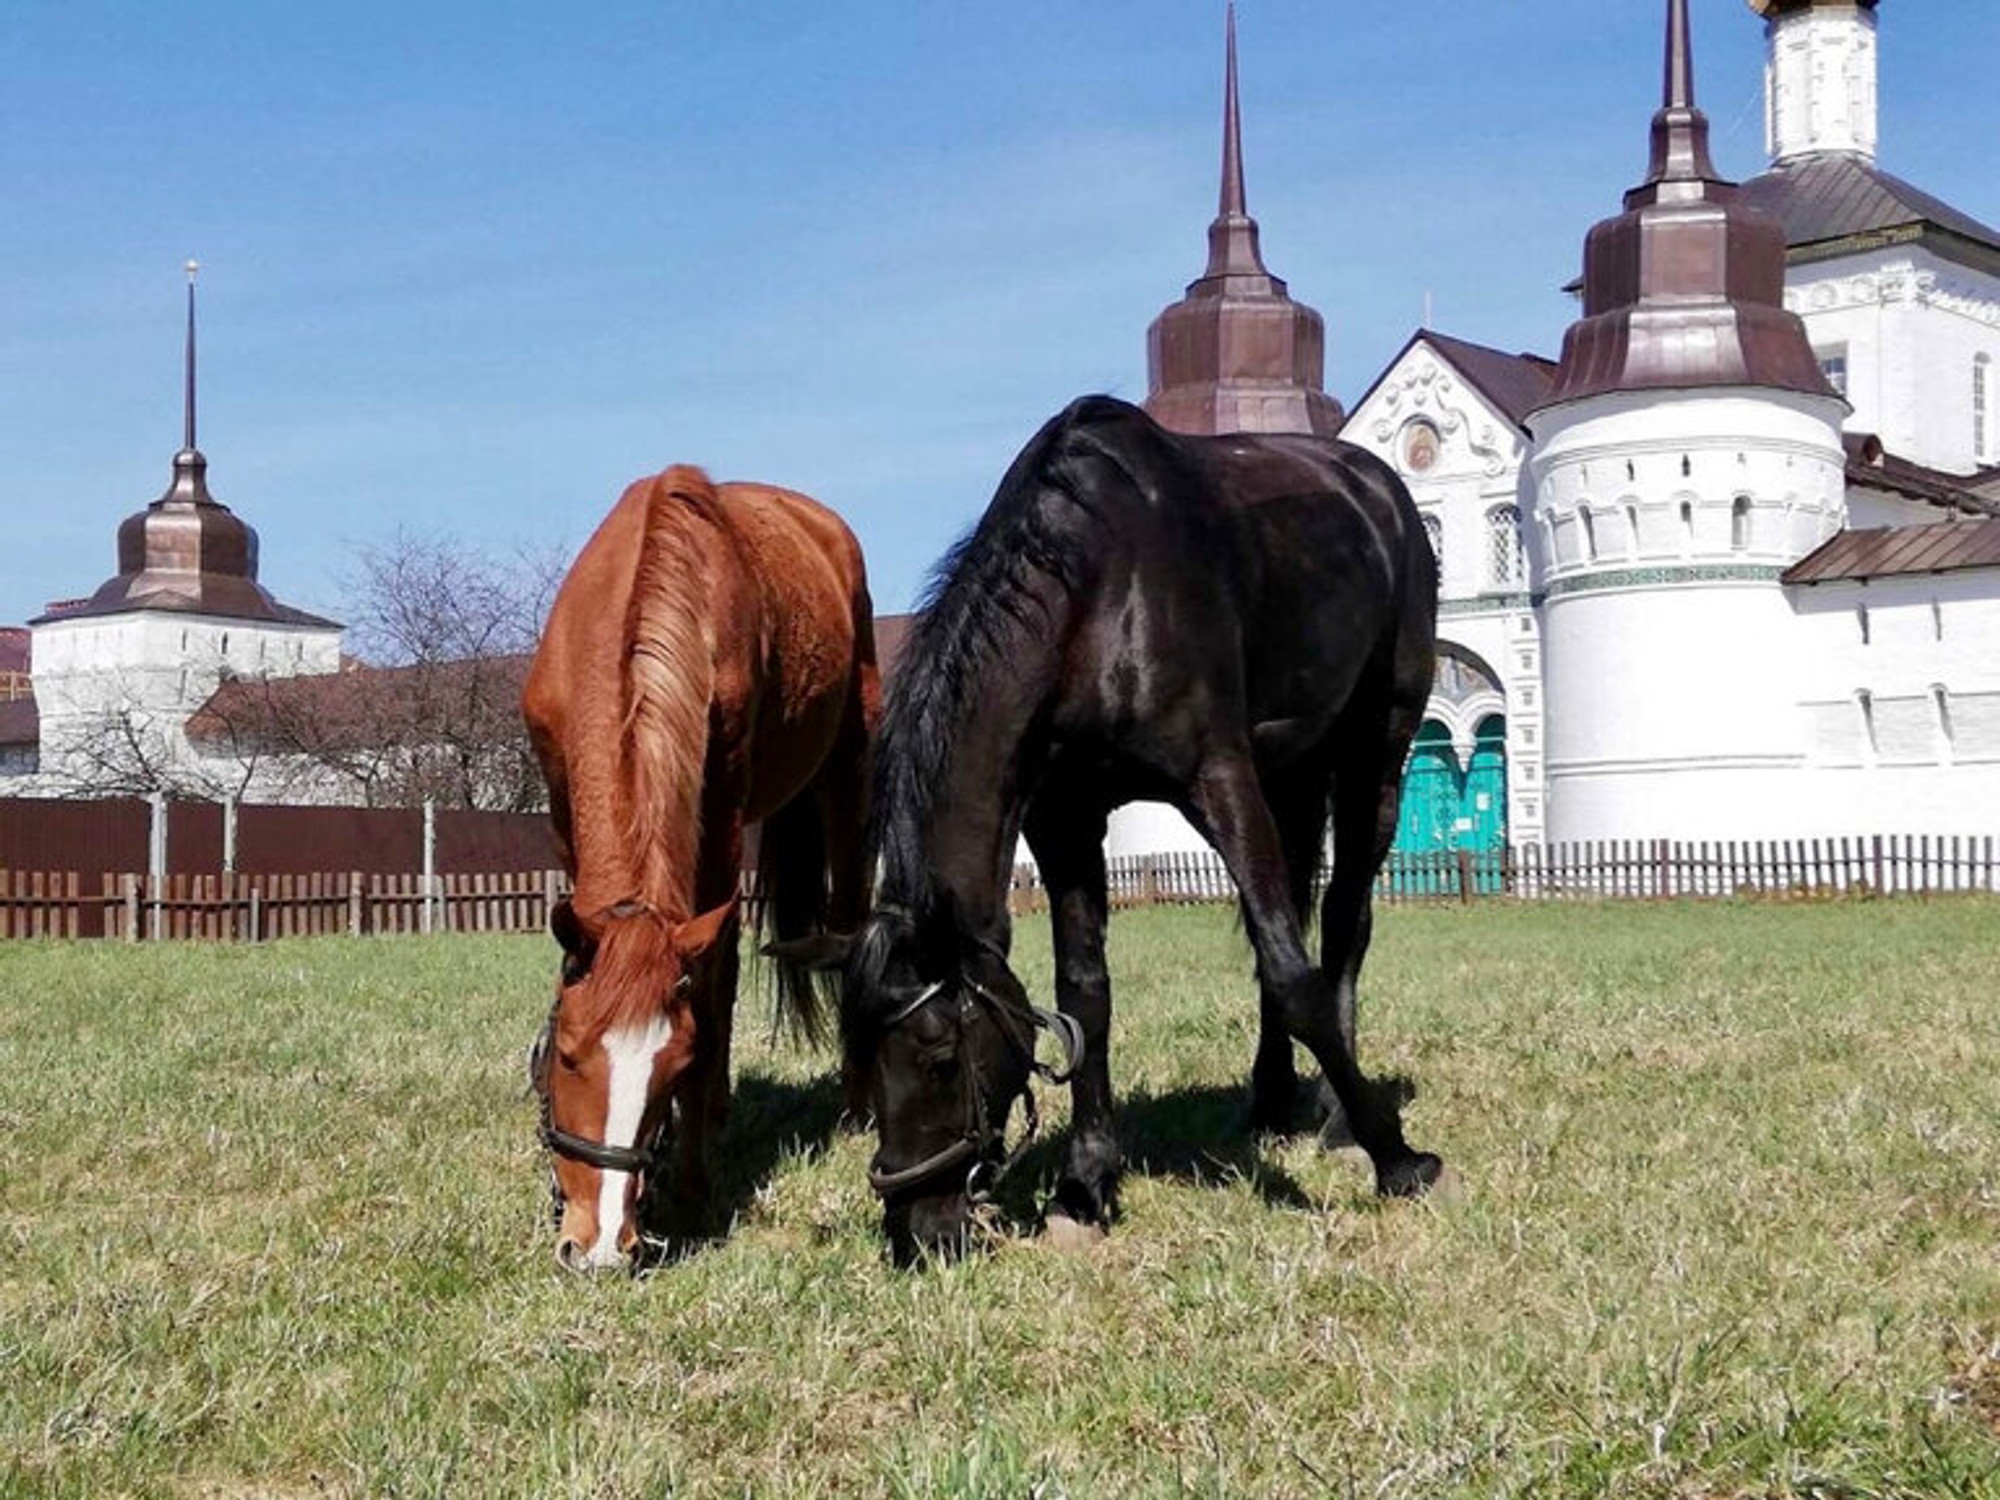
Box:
753;793;835;1046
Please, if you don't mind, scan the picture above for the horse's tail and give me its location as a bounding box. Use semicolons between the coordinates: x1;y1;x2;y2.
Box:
753;793;833;1046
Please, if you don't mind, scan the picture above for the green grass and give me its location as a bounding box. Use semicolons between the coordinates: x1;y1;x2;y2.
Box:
2;900;1998;1498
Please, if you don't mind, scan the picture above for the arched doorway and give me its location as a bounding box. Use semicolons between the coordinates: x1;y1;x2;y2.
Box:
1393;646;1508;860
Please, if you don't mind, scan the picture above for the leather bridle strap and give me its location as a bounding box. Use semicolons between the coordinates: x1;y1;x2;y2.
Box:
540;1122;659;1175
865;967;1084;1201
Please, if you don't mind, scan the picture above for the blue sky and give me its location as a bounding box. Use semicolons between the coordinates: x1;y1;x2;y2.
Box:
3;1;1995;629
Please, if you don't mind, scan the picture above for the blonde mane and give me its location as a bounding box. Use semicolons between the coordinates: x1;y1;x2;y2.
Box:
620;467;719;922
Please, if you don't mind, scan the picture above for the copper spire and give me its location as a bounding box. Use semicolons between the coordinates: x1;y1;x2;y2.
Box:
39;266;336;627
1144;5;1341;438
1533;0;1836;411
1204;3;1268;280
1636;0;1721;200
183;258;198;452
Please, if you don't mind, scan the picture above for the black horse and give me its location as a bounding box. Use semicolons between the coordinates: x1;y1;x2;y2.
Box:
783;396;1443;1263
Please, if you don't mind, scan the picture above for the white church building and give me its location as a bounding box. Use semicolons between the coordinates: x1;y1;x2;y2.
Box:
1118;0;2000;858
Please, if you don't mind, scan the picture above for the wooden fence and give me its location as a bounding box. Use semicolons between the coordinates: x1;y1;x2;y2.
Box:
0;869;571;941
4;834;1999;941
1008;833;2000;913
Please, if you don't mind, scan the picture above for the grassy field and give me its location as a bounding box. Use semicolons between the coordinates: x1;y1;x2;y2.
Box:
1;899;1997;1499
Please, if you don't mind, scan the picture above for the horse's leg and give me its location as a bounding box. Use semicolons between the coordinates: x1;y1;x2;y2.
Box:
1182;746;1440;1196
1248;767;1330;1135
1022;796;1119;1228
1308;691;1422;1144
813;685;875;1125
664;904;738;1237
1322;691;1423;1066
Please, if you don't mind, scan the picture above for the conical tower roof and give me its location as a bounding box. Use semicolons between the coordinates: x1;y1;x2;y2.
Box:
1144;5;1343;437
1535;0;1837;412
51;266;333;627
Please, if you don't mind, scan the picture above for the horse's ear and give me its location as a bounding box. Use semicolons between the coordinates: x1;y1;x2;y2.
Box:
761;932;854;972
550;899;590;957
672;898;739;962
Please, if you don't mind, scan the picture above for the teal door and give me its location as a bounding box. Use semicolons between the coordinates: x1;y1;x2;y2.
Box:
1395;721;1458;855
1460;715;1508;854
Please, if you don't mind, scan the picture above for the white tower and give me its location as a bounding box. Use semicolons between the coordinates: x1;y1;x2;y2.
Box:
1757;0;1879;165
1526;0;1849;843
29;266;341;795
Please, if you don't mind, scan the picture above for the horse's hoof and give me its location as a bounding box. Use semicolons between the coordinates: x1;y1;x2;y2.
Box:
1376;1152;1444;1199
1041;1210;1108;1252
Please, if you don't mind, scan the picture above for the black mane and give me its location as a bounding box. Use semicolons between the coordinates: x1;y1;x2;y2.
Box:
868;399;1124;917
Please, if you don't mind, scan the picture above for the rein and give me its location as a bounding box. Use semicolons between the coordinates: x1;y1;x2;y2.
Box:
865;959;1085;1202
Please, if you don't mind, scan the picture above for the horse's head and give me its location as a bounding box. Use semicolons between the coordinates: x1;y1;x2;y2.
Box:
804;909;1080;1267
531;896;735;1272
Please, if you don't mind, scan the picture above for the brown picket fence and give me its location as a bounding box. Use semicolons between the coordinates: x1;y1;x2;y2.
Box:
3;833;1998;941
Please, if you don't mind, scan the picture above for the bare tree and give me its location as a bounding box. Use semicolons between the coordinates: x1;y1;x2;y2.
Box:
322;531;569;811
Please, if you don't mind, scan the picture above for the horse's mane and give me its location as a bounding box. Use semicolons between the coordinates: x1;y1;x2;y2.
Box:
579;467;718;1032
623;468;716;914
869;400;1124;918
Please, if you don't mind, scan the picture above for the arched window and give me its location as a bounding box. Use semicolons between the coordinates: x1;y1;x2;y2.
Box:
1578;507;1597;563
1730;496;1752;551
1932;685;1954;759
1487;505;1524;587
1679;499;1695;553
1855;689;1877;760
1624;502;1641;558
1421;512;1443;566
1975;355;1991;462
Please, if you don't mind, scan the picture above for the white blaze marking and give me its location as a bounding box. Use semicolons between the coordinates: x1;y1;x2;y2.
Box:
585;1013;674;1267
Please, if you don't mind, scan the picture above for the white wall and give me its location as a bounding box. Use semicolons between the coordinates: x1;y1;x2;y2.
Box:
1528;386;1848;843
1786;248;2000;475
1785;566;2000;831
26;610;341;796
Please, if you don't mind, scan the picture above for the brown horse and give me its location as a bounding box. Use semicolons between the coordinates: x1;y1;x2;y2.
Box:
523;465;878;1272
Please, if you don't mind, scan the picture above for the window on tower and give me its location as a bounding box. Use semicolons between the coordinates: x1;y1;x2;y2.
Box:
1818;346;1849;398
1731;496;1752;551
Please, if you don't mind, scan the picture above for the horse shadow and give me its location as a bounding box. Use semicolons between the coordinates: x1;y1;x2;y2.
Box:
635;1069;849;1267
634;1069;1422;1264
987;1072;1422;1230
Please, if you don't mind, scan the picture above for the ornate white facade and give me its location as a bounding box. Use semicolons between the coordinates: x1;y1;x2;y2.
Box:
1342;0;2000;850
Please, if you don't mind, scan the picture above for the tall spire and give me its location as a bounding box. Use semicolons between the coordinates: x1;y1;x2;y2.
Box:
1204;3;1268;280
1637;0;1720;200
1144;5;1341;437
1219;3;1245;217
183;259;200;454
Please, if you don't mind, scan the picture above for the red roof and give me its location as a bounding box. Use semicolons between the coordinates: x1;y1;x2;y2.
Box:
1343;330;1558;435
186;655;531;752
1844;434;2000;519
1783;520;2000;585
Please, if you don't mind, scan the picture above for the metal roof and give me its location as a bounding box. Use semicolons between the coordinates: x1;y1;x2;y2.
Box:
1782;519;2000;584
1536;0;1835;412
1740;154;2000;275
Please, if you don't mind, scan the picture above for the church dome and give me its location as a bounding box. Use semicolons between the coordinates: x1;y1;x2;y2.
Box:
1144;5;1343;438
1537;0;1838;411
52;268;333;628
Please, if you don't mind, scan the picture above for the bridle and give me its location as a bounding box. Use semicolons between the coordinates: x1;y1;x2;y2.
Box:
865;946;1086;1203
528;899;692;1221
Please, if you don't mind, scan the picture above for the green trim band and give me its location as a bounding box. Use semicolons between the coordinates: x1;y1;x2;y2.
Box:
1545;564;1786;598
1438;593;1536;617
